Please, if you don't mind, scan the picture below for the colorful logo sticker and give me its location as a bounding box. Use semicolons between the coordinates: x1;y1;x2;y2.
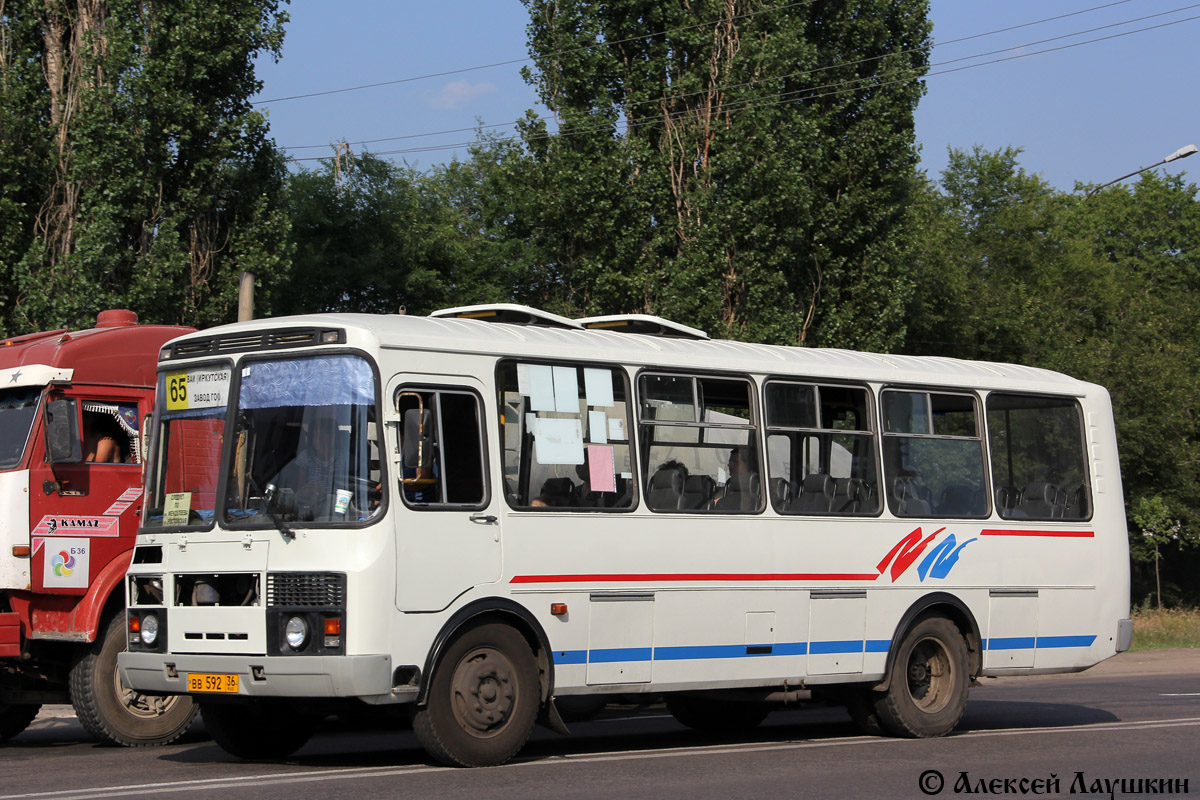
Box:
42;538;88;589
875;527;977;583
51;550;75;576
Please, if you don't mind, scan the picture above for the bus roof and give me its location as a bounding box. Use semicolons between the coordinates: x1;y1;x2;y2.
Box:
168;310;1096;396
0;310;194;389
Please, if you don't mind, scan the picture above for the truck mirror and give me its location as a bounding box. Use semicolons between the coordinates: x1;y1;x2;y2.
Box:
45;399;82;463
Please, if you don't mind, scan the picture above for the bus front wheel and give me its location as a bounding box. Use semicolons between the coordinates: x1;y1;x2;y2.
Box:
874;616;970;738
413;623;540;767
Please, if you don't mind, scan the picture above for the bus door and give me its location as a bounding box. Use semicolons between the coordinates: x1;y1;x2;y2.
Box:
389;377;500;612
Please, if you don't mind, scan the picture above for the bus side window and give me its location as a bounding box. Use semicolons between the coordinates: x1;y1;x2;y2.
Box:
881;390;988;519
638;373;761;514
764;381;879;516
986;393;1090;521
396;388;487;509
496;361;635;511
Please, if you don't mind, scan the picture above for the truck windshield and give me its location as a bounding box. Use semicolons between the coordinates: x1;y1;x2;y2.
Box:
0;387;42;470
143;364;231;529
223;354;381;527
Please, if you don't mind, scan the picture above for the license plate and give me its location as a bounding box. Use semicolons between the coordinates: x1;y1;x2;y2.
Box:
187;672;239;693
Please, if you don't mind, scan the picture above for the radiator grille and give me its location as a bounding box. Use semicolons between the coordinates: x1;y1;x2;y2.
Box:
267;572;346;608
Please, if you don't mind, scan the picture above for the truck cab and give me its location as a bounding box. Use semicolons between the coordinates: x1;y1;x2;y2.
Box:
0;310;198;744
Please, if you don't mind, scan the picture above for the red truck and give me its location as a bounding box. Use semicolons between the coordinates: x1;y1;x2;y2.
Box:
0;310;198;744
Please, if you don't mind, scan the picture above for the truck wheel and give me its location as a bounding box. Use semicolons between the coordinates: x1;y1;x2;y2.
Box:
665;695;770;732
69;614;197;746
874;616;969;738
413;623;540;767
0;703;41;741
201;700;319;759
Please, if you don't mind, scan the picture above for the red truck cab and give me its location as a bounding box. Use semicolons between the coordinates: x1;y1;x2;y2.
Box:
0;310;198;744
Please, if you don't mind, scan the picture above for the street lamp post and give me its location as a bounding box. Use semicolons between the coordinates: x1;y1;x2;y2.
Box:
1087;144;1198;196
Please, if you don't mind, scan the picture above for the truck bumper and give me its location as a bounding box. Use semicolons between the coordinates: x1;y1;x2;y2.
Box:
118;651;393;699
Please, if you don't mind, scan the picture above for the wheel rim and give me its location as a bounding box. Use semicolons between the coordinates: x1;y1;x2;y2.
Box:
450;646;518;738
904;635;955;714
111;667;186;720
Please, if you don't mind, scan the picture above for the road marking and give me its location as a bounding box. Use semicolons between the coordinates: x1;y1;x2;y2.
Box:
1161;692;1200;696
4;716;1200;800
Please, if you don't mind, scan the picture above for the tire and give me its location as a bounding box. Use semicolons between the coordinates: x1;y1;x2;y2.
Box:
0;703;41;741
413;623;540;767
201;700;319;759
665;695;770;732
873;616;970;738
69;614;198;746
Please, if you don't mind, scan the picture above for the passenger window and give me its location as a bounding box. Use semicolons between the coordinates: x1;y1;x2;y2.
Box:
765;382;879;515
987;393;1090;521
882;390;988;518
497;362;635;510
639;373;761;513
396;388;486;509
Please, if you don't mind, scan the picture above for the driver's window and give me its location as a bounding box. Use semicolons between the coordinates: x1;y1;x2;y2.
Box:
396;387;487;509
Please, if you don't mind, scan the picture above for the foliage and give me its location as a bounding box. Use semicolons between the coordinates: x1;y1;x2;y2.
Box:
906;146;1200;605
1130;606;1200;651
0;0;290;335
503;0;931;346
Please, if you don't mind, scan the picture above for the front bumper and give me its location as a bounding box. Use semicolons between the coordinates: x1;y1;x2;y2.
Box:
119;651;393;699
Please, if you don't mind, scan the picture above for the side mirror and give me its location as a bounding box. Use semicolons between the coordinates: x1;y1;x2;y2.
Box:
45;399;82;463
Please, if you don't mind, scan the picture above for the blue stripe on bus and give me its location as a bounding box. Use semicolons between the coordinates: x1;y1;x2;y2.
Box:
1036;635;1097;648
552;634;1096;665
808;640;865;655
984;637;1037;650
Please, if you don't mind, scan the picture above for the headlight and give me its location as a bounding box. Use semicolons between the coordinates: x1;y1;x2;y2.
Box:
284;616;309;650
140;613;159;647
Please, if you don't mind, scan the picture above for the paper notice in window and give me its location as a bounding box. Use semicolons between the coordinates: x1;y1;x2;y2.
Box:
516;363;531;396
527;365;556;412
163;492;192;527
584;368;614;408
588;411;608;444
587;445;616;493
553;366;578;413
607;417;626;441
533;418;584;465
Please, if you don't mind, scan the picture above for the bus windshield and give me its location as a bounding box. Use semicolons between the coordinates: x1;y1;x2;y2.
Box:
0;386;41;470
144;364;231;529
223;354;381;527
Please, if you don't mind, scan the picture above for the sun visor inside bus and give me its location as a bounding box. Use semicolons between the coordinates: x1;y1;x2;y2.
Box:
238;356;374;409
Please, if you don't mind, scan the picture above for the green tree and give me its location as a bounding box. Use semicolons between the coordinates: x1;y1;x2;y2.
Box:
277;150;508;317
908;147;1200;604
0;0;290;335
509;0;931;346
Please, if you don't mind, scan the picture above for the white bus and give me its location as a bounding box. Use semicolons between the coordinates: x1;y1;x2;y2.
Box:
118;305;1131;767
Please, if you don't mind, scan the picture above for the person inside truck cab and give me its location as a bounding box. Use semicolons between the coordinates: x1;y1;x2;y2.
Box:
83;411;126;463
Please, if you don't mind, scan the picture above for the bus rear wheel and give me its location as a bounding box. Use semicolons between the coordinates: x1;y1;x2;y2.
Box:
0;703;41;741
201;700;319;759
69;614;197;746
874;616;969;738
413;623;539;767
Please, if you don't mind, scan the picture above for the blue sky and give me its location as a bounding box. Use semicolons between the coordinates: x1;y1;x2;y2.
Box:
255;1;1200;191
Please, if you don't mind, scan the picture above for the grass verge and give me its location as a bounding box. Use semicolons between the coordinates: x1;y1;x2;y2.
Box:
1130;607;1200;651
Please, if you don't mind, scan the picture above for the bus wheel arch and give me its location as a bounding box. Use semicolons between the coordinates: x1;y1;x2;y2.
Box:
419;599;554;709
846;594;979;739
413;617;542;766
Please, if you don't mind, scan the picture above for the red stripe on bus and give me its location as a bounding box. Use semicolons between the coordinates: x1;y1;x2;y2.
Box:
980;529;1094;538
510;573;881;584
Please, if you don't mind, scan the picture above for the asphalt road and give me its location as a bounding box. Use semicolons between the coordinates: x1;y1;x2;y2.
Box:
2;649;1197;800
